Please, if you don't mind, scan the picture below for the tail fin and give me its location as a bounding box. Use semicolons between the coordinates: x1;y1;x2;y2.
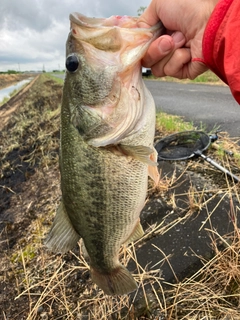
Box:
91;264;137;295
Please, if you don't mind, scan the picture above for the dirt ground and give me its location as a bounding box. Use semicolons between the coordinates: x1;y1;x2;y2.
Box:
0;74;62;319
0;74;240;319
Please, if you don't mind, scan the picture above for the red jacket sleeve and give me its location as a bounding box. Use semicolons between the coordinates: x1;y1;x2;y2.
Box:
202;0;240;104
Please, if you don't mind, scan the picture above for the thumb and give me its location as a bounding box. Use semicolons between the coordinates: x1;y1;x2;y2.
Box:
142;33;186;67
137;1;161;28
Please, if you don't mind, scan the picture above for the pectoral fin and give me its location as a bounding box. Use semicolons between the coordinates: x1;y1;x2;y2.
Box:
45;201;80;253
120;144;157;166
148;148;160;185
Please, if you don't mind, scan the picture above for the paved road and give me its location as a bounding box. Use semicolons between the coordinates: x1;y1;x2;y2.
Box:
144;80;240;137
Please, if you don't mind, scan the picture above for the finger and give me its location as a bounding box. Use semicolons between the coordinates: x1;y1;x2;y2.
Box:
164;49;208;79
151;48;191;78
152;48;208;79
142;32;186;68
186;61;208;80
163;48;191;77
142;35;174;67
150;51;176;77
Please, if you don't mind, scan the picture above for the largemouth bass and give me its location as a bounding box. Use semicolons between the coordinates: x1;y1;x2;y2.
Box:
46;13;163;295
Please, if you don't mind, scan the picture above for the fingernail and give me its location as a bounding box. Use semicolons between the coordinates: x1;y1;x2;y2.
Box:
158;38;172;53
172;31;185;44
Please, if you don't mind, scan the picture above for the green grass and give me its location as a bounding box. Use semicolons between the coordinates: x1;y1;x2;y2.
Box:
0;96;9;105
155;111;195;134
191;70;220;83
145;70;222;85
47;72;64;84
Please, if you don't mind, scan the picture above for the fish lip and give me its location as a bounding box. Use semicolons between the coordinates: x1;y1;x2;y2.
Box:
69;12;105;27
69;12;163;33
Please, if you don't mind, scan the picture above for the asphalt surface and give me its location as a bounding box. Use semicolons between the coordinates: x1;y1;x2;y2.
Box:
136;161;238;288
144;80;240;137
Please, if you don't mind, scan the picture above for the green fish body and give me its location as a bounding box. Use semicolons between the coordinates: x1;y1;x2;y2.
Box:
46;13;162;295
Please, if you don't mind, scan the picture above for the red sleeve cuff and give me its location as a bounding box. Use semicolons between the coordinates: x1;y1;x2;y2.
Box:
202;0;233;78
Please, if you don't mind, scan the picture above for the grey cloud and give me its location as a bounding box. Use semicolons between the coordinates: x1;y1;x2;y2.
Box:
1;0;53;31
0;0;150;71
0;0;145;31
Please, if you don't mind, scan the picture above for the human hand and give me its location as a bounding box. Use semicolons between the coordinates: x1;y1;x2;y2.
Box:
138;0;219;79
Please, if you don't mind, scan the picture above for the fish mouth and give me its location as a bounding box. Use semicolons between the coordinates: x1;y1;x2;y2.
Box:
69;13;164;65
70;12;163;33
66;13;164;147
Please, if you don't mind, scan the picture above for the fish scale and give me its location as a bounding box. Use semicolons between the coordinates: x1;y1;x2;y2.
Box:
46;12;163;295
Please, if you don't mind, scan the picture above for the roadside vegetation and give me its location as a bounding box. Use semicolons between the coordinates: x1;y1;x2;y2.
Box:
0;73;240;319
144;70;223;86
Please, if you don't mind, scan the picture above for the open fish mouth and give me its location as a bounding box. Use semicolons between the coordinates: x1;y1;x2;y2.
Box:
69;13;163;60
69;12;163;48
70;12;163;30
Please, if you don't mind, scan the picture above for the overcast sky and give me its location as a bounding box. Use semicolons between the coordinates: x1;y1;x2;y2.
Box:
0;0;151;72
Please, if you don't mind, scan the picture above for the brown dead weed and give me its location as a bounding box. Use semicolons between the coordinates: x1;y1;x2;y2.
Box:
0;74;240;319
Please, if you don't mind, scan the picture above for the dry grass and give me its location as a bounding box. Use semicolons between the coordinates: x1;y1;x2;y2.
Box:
10;201;240;319
1;73;240;319
9;169;240;319
163;226;240;319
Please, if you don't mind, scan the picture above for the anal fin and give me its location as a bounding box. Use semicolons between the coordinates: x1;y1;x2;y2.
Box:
124;220;144;244
80;239;89;259
45;201;80;253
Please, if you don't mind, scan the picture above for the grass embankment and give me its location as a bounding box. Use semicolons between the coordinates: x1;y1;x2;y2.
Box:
0;73;240;319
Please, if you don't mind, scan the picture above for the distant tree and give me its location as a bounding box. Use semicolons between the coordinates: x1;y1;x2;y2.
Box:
7;70;18;74
137;6;147;16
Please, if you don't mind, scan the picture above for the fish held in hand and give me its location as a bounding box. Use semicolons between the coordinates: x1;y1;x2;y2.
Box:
46;13;163;295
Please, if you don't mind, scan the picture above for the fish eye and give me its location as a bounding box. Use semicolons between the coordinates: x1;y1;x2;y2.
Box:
66;54;79;73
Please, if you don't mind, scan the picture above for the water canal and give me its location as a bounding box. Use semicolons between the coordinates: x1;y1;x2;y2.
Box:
0;78;32;104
